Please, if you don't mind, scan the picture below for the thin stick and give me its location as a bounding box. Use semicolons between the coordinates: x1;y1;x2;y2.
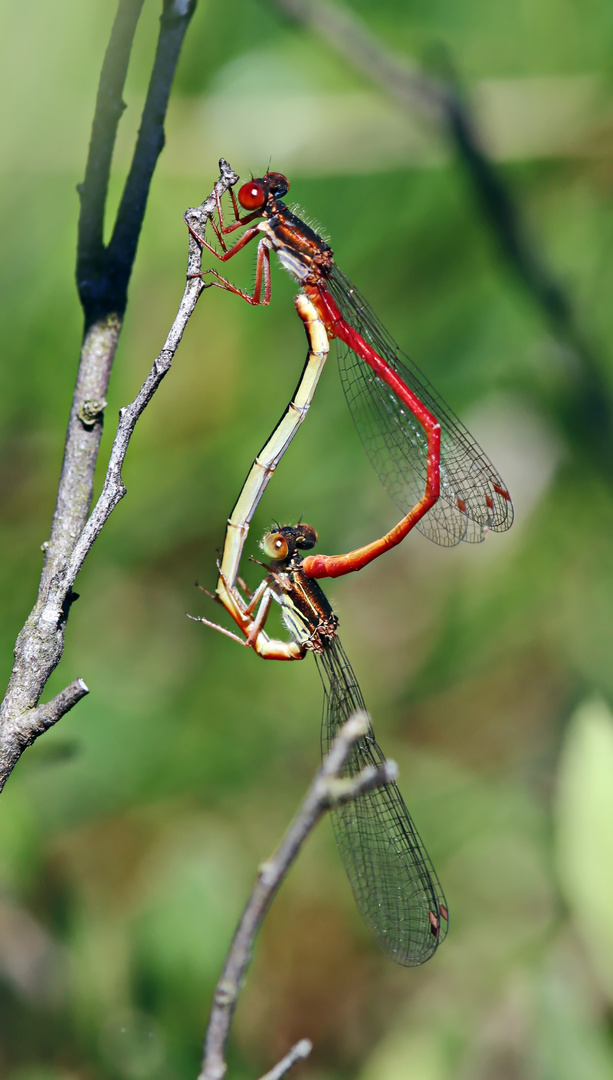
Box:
257;1039;313;1080
199;712;397;1080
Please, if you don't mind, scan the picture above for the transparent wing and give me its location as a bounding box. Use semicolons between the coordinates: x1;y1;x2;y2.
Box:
316;637;448;966
326;265;514;546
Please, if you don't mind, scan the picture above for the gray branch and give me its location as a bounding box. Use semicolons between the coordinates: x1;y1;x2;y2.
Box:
0;157;239;791
51;0;197;589
52;0;198;586
257;1040;313;1080
199;712;396;1080
0;680;90;784
64;160;239;589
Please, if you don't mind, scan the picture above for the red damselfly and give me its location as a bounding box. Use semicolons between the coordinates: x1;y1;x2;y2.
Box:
192;523;448;964
191;170;513;583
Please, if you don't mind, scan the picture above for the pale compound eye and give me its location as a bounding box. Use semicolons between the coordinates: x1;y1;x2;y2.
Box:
261;533;288;561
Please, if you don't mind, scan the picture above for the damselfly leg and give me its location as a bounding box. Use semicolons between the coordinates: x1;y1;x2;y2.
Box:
214;293;329;605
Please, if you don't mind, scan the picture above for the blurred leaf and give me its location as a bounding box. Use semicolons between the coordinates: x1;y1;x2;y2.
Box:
555;697;613;1001
360;1028;449;1080
533;938;613;1080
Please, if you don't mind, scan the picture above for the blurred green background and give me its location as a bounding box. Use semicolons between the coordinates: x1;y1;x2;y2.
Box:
2;0;613;1077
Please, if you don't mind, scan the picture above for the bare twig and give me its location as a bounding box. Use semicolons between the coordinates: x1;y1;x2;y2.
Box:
0;680;90;784
0;156;237;790
200;712;397;1080
0;0;238;790
257;1039;313;1080
51;0;197;595
63;159;239;588
0;0;201;785
267;0;613;457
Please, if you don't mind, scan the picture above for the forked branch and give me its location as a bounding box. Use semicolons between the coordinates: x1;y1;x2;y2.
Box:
0;155;237;791
0;2;243;789
200;712;398;1080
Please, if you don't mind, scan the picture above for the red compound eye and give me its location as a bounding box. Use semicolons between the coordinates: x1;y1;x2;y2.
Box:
238;180;266;211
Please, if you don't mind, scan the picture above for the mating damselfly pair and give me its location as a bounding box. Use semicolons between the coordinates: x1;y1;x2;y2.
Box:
191;165;513;965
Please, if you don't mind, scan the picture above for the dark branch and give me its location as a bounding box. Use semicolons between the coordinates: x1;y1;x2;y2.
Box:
443;85;613;456
108;0;198;319
266;0;613;459
266;0;445;119
77;0;197;328
77;0;146;321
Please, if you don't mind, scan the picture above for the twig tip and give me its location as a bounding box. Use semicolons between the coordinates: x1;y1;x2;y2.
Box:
385;759;399;782
342;710;370;740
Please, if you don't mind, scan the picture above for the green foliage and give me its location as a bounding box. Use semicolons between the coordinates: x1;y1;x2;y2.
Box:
2;0;613;1077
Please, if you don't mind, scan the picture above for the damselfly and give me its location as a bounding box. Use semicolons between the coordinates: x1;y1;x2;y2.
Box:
214;295;329;627
191;170;513;582
193;522;448;965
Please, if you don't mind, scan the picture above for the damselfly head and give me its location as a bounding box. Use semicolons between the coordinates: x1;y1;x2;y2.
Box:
260;522;317;563
237;172;290;211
